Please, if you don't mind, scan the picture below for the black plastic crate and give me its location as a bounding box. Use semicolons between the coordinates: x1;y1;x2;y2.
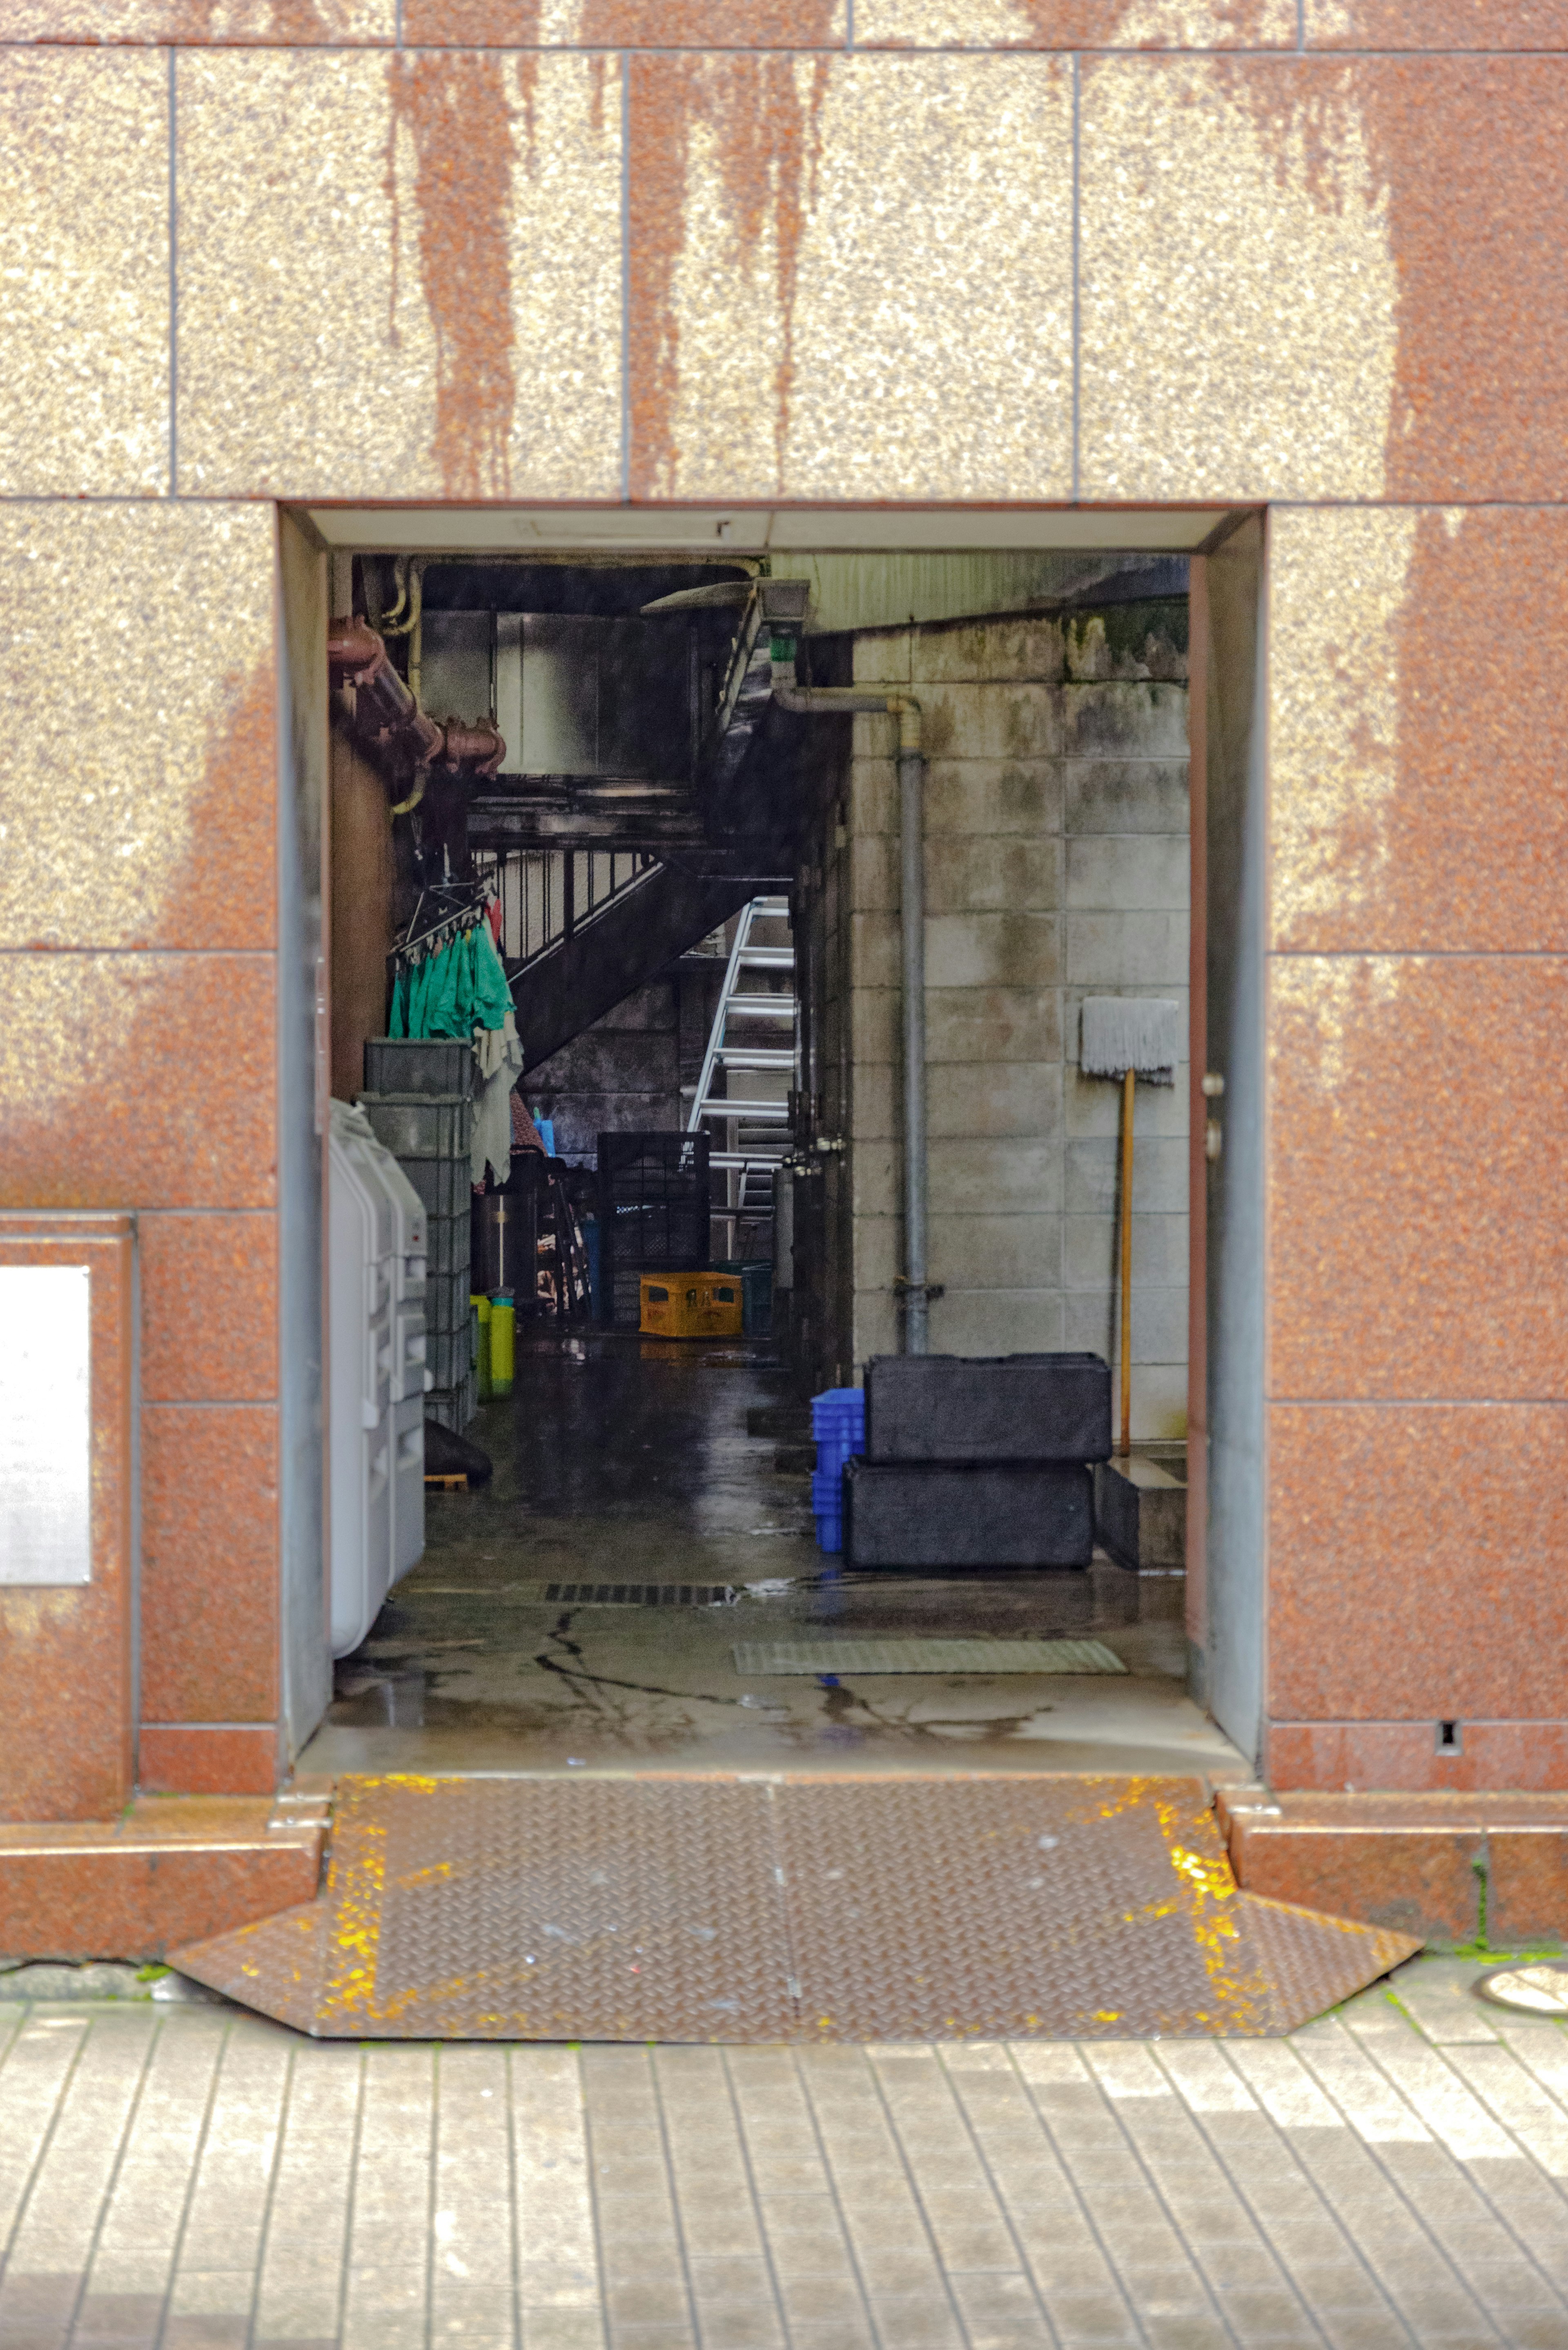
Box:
425;1266;473;1334
357;1092;471;1162
364;1038;472;1099
426;1369;475;1433
427;1324;473;1390
401;1155;470;1221
597;1131;710;1328
424;1214;471;1277
865;1353;1111;1465
844;1460;1094;1568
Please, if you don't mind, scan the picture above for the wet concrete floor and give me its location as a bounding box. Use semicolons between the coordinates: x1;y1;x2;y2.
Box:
299;1330;1246;1782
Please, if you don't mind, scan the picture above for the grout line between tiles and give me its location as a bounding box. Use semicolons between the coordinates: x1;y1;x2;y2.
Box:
620;55;631;506
1071;54;1080;506
167;47;177;499
1159;2043;1414;2346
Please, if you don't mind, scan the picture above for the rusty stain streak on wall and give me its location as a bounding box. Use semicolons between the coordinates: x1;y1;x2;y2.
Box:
386;51;525;502
1189;57;1568;499
619;21;835;500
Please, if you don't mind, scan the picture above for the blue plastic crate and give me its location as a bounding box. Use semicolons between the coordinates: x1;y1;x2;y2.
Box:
811;1388;866;1494
814;1509;844;1556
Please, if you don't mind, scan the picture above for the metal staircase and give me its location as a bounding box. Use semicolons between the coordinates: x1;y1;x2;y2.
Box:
685;897;797;1253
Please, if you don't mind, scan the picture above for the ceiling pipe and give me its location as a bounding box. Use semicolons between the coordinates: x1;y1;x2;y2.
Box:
774;680;932;1356
327;615;506;793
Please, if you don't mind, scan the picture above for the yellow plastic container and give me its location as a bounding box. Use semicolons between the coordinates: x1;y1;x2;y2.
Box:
489;1293;515;1395
639;1272;744;1339
471;1293;492;1400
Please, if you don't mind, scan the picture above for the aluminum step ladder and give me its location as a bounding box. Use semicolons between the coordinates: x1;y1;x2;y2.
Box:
684;897;797;1250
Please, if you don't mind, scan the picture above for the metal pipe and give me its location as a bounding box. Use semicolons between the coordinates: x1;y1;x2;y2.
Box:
773;683;929;1353
897;710;929;1355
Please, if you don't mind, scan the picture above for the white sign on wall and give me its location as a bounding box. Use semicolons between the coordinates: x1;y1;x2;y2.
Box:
0;1265;92;1585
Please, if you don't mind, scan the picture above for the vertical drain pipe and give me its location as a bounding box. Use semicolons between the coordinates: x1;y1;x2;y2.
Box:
896;699;929;1354
774;681;926;1352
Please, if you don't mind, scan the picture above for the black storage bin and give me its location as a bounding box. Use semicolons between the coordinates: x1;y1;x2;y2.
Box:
864;1353;1111;1465
357;1092;471;1162
401;1154;470;1220
597;1131;711;1329
844;1460;1094;1569
425;1266;472;1334
364;1038;472;1099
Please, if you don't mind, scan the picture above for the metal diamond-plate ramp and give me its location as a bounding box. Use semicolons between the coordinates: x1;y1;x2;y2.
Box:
772;1776;1419;2039
171;1774;1418;2041
175;1776;794;2042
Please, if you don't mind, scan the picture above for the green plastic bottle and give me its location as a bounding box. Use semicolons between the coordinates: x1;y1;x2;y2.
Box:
489;1292;515;1397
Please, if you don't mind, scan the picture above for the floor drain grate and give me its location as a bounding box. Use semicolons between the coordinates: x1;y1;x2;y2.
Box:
731;1637;1129;1675
546;1583;738;1607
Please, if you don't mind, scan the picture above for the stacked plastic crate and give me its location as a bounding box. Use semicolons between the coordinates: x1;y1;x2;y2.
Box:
360;1040;476;1429
810;1387;866;1554
843;1355;1113;1568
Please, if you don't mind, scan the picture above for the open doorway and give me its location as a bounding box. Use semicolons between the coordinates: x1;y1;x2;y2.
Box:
299;526;1244;1788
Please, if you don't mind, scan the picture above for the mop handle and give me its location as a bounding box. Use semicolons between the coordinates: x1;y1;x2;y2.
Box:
1120;1067;1134;1459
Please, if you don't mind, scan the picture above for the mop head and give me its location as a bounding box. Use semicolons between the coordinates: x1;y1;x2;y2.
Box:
1080;996;1181;1085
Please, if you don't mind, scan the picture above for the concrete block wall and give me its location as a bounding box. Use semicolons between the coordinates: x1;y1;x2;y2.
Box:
525;955;726;1168
845;609;1189;1440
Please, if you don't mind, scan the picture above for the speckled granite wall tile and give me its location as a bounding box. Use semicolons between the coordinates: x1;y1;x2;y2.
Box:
1082;57;1568;502
0;506;277;954
1306;1;1568;48
0;53;168;496
176;50;621;499
1271;509;1568;956
855;1;1294;43
142;1407;278;1723
1269;957;1568;1401
0;956;276;1213
139;1214;278;1402
1269;1404;1568;1726
1079;59;1397;502
402;1;846;41
628;53;1072;501
0;2;394;37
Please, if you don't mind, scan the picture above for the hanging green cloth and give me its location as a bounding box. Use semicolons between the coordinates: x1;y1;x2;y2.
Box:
407;946;435;1038
423;933;470;1040
470;918;513;1032
450;924;478;1036
389;964;409;1039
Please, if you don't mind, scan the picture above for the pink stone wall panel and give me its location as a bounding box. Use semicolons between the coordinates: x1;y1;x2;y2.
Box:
1079;58;1568;504
140;1407;280;1724
855;1;1294;42
139;1214;280;1405
1268;1406;1568;1727
137;1727;279;1798
1270;510;1568;957
0;956;277;1214
403;1;847;39
1268;959;1568;1401
1305;2;1568;48
1266;1723;1568;1797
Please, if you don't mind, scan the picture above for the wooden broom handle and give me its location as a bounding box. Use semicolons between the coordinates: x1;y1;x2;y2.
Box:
1120;1066;1134;1458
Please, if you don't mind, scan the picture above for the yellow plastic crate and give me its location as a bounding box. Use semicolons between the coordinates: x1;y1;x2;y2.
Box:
639;1272;744;1339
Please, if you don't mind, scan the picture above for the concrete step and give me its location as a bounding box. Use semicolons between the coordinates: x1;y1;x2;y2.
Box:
1093;1448;1187;1572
